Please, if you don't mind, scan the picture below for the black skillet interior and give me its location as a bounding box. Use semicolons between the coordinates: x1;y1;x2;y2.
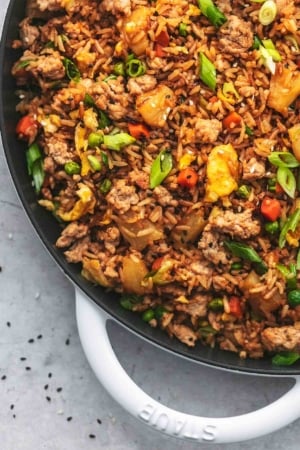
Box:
1;0;299;377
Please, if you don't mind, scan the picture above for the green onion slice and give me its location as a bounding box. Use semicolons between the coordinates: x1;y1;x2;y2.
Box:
224;240;268;274
259;0;277;26
268;151;300;168
199;52;217;91
26;143;45;194
126;59;146;78
279;208;300;248
277;166;296;198
103;132;136;151
150;150;173;189
197;0;227;27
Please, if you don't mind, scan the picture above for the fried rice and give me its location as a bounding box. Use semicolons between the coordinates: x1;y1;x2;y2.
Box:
11;0;300;361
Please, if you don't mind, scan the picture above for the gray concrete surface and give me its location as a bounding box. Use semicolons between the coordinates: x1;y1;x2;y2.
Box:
1;2;300;449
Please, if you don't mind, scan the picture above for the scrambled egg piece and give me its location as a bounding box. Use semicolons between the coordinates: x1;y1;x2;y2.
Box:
57;183;96;221
205;144;239;202
81;258;112;288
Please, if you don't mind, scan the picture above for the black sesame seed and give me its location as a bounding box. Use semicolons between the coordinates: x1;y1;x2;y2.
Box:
67;416;72;422
46;396;51;402
12;414;16;419
28;338;34;344
20;357;27;361
44;384;49;390
37;334;43;340
89;434;96;439
56;387;63;393
6;321;11;328
1;375;7;380
65;338;70;346
25;367;31;371
97;419;102;425
10;404;14;410
48;372;52;379
0;266;2;272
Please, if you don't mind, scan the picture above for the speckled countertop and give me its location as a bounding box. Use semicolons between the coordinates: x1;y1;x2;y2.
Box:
1;2;300;449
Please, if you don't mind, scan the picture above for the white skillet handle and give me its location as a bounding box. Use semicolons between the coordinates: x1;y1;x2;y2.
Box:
76;289;300;444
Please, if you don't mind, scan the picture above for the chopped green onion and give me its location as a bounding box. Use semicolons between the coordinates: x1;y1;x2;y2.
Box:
120;294;143;310
236;185;251;199
264;220;279;234
16;60;31;69
297;249;300;270
259;45;276;74
224;240;268;275
252;35;262;50
113;62;126;76
262;39;281;61
268;151;300;168
101;151;109;167
272;352;300;366
277;166;296;198
87;155;102;171
32;159;45;194
26;143;45;194
245;125;254;136
142;309;155;322
267;178;277;192
103;74;117;82
259;0;277;26
64;161;81;175
199;52;217;91
26;143;42;175
126;58;146;77
198;324;217;337
88;132;104;148
103;132;136;151
277;263;297;290
178;22;188;37
284;35;299;52
83;93;95;107
63;57;81;82
154;305;167;319
230;261;244;272
150;149;173;189
98;110;111;129
279;208;300;248
99;178;112;195
197;0;227;27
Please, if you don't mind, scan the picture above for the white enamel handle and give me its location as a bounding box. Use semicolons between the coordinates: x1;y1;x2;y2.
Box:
76;289;300;444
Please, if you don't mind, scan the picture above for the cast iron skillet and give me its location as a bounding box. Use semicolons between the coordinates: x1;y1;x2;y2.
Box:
1;0;300;443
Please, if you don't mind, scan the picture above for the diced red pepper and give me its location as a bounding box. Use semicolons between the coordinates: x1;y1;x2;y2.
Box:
155;30;170;47
154;43;166;57
177;167;198;189
260;196;281;222
128;122;150;140
16;114;39;142
152;256;165;271
209;95;218;103
229;296;243;319
223;111;242;130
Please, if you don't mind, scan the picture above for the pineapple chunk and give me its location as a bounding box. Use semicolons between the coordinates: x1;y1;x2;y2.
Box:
267;64;300;116
205;144;239;202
